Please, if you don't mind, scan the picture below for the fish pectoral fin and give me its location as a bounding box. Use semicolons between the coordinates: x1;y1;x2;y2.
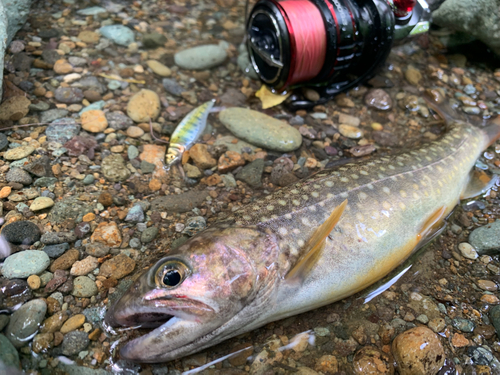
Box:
461;169;499;200
286;199;348;283
417;206;447;245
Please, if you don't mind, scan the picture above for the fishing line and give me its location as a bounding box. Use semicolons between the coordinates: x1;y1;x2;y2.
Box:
276;0;327;87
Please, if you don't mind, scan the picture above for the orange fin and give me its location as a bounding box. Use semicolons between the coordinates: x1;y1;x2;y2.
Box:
461;170;499;200
286;200;347;283
417;206;447;244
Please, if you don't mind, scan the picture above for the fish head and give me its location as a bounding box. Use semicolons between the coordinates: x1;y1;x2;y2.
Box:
106;226;278;362
165;150;180;166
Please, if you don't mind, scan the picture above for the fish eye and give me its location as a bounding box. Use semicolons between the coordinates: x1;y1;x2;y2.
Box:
154;260;189;289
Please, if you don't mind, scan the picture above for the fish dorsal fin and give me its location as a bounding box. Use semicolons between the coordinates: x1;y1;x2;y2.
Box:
286;200;347;283
417;206;446;243
461;169;499;200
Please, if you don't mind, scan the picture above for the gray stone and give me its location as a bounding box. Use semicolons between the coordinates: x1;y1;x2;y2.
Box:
83;175;95;185
452;318;475;332
151;190;209;213
72;276;98;298
129;238;141;248
41;231;77;245
143;32;167;48
490;304;500;337
433;0;500;56
127;145;139;160
49;197;95;224
6;168;32;185
106;111;134;130
162;78;184;96
174;44;227;70
85;243;109;257
469;220;500;255
220;173;237;188
46;118;80;144
237;50;259;79
0;315;9;331
43;243;70;258
0;133;7;150
41;49;60;65
140;160;156;174
2;220;40;245
236;159;265;188
182;216;206;237
102;154;131;182
29;101;50;112
0;334;19;369
77;6;106;15
55;87;84;103
141;227;158;243
125;205;144;223
220;108;302;152
214;135;257;154
74;76;106;94
68;56;87;67
5;298;47;348
62;331;89;356
40;109;69;123
99;25;135;47
79;100;105;114
34;177;58;187
2;250;50;278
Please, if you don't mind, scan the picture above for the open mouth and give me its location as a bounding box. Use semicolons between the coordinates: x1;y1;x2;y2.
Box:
121;312;174;329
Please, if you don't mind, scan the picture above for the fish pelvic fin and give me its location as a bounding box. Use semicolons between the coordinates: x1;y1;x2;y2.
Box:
285;199;347;283
461;169;500;200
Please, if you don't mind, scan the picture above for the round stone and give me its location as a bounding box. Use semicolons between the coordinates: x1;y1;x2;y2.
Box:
60;314;86;334
126;126;145;138
72;276;98;297
174;44;227;70
5;299;47;348
126;89;161;123
392;326;445;374
0;96;31;121
364;89;392;111
27;275;41;290
2;221;41;245
30;197;55;211
458;242;478;259
61;331;90;356
339;124;363;139
99;25;135;47
6;168;32;185
2;250;50;278
81;109;108;133
146;60;171;77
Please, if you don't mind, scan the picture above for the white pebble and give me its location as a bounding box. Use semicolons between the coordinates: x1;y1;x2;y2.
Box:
458;242;478;260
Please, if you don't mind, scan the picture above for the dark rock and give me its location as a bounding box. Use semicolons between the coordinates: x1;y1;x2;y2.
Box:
151;190;209;213
85;243;110;257
61;331;89;356
23;155;52;177
43;243;70;258
162;78;184;96
12;53;33;71
41;232;77;245
44;270;68;293
220;88;247;106
236;159;264;188
75;76;106;95
40;109;69;123
41;49;61;65
372;131;399;147
49;197;95;224
2;221;41;245
64;135;97;157
5;299;47;348
38;29;60;39
74;222;91;239
83;89;102;103
0;279;33;309
0;133;8;151
34;177;58;187
142;32;167;48
6;168;32;185
140;160;156;174
270;157;294;186
469;220;500;255
106;111;134;130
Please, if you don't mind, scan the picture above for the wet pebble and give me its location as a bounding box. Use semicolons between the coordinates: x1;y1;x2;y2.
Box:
32;332;53;354
54;87;84;103
126;89;161;122
70;256;98;276
91;222;122;247
392;326;445;374
141;227;159;243
175;44;227;70
364;89;392;110
2;250;50;278
405;65;422;86
478;279;497;291
5;298;47;348
182;217;206;237
102;154;131;182
0;315;9;331
0;334;19;369
98;254;135;279
85;243;110;257
72;276;98;297
99;25;135;46
339;124;363;139
452;318;475;332
62;330;89;356
353;346;393;374
469;220;500;255
27;274;41;290
43;243;69;258
220;108;302;152
50;249;79;272
189;144;217;169
42;231;77;245
236;159;264;188
60;314;85;334
30;197;54;211
125;205;144;223
146;60;171;77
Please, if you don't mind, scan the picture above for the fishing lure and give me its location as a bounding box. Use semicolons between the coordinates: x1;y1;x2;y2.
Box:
165;100;215;169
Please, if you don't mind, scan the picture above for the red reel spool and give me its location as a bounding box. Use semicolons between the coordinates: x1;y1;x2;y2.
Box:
392;0;417;18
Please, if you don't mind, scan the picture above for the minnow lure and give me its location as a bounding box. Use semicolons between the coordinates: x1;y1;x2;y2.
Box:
107;94;500;363
165;100;215;169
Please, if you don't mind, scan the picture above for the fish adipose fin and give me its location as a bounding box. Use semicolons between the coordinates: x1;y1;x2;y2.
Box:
286;199;348;283
461;169;499;200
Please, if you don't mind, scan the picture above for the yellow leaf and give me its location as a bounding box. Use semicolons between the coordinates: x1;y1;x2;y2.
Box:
255;85;291;109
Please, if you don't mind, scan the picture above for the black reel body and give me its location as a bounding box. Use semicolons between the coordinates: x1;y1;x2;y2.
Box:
247;0;430;109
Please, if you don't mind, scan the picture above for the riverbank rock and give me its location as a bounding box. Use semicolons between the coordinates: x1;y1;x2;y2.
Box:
433;0;500;56
5;298;47;348
175;44;227;70
469;220;500;255
219;108;302;152
2;250;50;278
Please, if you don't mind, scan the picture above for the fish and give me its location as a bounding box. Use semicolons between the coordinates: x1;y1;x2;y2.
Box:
165;100;215;169
106;94;500;363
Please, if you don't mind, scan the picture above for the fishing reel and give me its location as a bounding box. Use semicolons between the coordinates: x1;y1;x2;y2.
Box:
246;0;431;109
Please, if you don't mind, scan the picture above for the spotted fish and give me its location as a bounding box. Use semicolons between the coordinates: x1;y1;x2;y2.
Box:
165;100;215;168
106;95;500;362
